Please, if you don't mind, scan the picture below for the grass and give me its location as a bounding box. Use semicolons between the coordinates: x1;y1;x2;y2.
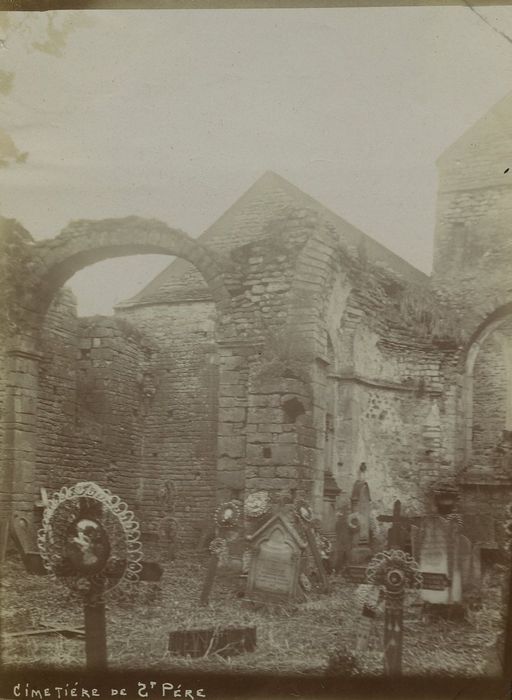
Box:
0;549;505;677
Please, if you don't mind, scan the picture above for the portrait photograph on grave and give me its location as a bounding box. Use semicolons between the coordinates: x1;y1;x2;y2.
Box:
1;3;512;700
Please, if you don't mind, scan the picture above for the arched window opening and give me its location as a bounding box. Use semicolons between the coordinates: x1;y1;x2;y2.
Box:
465;314;512;473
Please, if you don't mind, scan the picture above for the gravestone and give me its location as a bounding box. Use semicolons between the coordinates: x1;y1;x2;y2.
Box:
411;515;478;606
38;481;149;669
450;524;474;604
333;505;352;572
246;513;306;605
411;515;451;604
11;513;46;574
322;471;341;537
355;584;383;653
349;479;372;564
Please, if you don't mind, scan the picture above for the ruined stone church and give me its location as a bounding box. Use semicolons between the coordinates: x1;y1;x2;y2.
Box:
1;92;512;549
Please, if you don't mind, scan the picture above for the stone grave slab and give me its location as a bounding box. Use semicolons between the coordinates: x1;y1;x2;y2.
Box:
349;480;372;564
355;585;382;653
11;513;45;574
246;513;306;605
451;528;473;604
333;506;352;572
411;515;451;604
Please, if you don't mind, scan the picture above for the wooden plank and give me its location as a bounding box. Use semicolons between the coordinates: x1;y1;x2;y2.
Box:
84;598;107;670
0;518;9;563
5;626;85;639
139;560;163;582
199;554;218;606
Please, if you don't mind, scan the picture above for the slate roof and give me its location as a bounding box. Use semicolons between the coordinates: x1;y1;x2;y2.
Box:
117;171;428;308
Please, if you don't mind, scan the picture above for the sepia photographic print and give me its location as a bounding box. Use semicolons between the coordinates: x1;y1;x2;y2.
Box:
1;2;512;699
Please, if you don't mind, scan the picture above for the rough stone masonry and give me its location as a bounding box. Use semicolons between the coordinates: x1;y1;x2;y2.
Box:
1;93;512;548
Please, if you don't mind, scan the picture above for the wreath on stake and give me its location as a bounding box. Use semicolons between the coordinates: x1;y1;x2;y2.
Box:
244;491;271;519
209;537;229;565
295;499;314;524
348;513;360;532
37;481;143;604
318;534;333;557
300;573;312;592
214;501;241;528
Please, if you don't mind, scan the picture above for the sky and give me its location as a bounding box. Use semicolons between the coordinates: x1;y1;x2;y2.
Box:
1;6;512;315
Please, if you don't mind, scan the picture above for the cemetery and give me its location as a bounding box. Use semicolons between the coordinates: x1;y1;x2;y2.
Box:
1;86;512;689
0;480;508;680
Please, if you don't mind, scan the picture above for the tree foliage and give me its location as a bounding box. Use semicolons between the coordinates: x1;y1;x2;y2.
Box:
0;11;93;168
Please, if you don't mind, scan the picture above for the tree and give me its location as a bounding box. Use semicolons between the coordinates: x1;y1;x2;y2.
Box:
0;11;93;168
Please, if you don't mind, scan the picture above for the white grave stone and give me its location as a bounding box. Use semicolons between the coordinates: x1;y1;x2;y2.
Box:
411;515;451;604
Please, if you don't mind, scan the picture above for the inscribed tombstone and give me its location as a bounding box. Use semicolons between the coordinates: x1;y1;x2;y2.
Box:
411;515;451;604
246;513;306;604
349;480;372;565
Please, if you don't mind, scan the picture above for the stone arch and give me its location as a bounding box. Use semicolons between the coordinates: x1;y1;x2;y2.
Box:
284;224;353;514
3;216;231;528
460;302;512;466
33;216;230;313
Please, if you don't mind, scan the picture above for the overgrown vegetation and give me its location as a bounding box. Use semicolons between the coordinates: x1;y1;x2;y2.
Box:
393;287;467;345
0;552;504;677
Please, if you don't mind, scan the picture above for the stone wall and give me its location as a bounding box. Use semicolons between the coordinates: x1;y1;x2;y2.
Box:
472;330;507;468
36;298;157;524
432;97;512;321
327;263;463;517
117;301;219;546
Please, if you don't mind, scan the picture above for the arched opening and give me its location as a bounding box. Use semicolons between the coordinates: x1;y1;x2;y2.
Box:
6;218;230;548
462;305;512;473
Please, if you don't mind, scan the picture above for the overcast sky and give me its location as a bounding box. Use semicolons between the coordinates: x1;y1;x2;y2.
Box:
1;7;512;315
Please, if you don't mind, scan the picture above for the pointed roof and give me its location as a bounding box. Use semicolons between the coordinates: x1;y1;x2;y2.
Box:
437;91;512;191
246;512;307;549
117;171;427;308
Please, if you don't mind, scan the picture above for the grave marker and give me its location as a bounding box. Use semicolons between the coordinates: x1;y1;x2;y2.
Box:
378;500;413;551
355;584;383;653
11;513;46;574
366;549;422;675
294;500;330;592
411;515;476;606
246;513;306;605
333;506;352;572
38;481;145;669
199;537;227;607
450;524;473;604
349;478;372;564
198;499;241;606
411;515;451;604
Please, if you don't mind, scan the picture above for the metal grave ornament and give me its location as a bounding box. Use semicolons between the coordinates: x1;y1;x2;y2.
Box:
366;549;422;675
38;481;143;602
